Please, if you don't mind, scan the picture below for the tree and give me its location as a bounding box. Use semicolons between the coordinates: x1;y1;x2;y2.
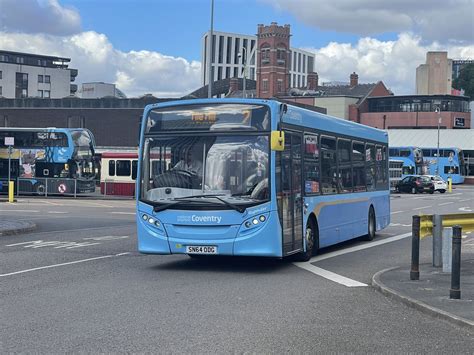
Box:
453;63;474;100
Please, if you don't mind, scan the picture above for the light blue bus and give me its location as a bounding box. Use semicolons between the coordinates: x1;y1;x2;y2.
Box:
136;99;390;260
388;146;424;177
421;147;465;184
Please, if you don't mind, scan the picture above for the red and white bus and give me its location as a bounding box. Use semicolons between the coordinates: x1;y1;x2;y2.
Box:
100;152;138;196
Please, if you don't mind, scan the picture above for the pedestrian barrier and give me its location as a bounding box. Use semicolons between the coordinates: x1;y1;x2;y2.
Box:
419;213;474;238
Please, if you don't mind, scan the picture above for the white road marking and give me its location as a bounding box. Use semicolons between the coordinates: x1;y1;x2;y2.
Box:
309;232;412;263
413;205;432;210
0;253;131;278
459;207;473;212
83;235;129;241
73;201;115;208
293;232;413;287
401;224;412;227
0;209;40;213
389;223;401;226
293;263;367;287
459;199;471;202
41;200;63;206
48;211;69;214
6;240;102;249
390;211;404;214
439;202;454;206
109;212;136;215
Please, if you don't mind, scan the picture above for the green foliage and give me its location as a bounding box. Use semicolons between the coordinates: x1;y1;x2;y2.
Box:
453;63;474;99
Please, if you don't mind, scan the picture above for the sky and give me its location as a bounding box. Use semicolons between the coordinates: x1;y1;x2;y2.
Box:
0;0;473;98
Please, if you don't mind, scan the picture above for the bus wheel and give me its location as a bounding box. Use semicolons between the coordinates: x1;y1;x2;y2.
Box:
296;219;318;262
363;207;376;241
36;184;45;196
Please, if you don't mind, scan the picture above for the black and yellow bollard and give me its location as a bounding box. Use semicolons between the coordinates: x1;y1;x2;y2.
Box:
410;215;421;280
449;226;462;299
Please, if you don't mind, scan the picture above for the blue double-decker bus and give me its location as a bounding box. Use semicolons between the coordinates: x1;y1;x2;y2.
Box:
421;147;465;184
136;99;390;260
0;127;97;194
388;146;424;177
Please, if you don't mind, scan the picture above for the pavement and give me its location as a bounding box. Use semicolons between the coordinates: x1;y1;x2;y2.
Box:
0;216;36;236
373;233;474;329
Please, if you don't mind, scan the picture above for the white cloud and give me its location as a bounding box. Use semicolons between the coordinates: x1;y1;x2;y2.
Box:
264;0;474;44
303;32;474;95
0;31;202;97
0;0;81;35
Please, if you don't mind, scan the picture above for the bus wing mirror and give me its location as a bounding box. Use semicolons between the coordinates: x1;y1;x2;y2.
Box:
271;130;285;151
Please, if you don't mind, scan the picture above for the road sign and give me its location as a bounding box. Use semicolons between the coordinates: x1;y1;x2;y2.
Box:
4;137;14;146
58;184;67;193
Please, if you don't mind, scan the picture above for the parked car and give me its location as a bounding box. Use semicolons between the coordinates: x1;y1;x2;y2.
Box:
424;175;447;193
395;175;434;194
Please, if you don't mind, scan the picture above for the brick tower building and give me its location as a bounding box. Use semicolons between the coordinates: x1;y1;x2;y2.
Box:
256;23;291;98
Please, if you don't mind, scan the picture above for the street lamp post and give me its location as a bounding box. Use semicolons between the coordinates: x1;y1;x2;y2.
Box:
435;106;441;175
207;0;214;98
239;47;247;98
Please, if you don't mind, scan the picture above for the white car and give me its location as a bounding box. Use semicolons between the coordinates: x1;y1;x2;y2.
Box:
424;175;447;193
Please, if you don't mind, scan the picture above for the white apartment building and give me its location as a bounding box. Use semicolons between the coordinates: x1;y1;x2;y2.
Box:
201;30;315;88
0;50;78;99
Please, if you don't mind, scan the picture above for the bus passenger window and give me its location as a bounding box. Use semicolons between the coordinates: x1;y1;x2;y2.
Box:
132;160;138;180
109;160;116;176
304;134;319;194
321;136;337;194
116;160;131;176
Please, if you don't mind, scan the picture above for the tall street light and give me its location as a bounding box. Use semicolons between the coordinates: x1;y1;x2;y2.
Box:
238;47;247;98
207;0;214;98
435;106;441;175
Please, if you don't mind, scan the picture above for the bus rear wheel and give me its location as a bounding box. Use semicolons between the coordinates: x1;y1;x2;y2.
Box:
295;219;318;262
362;207;376;241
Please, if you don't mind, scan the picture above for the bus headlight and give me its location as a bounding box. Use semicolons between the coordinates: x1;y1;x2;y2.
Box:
141;213;161;229
242;214;269;229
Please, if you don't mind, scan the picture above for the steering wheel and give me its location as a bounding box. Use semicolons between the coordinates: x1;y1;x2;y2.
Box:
172;169;194;177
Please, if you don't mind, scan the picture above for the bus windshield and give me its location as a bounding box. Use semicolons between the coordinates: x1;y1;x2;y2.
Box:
141;134;269;208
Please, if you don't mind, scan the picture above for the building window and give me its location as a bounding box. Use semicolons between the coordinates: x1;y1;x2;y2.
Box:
44;90;50;98
45;75;50;84
0;70;2;79
226;36;232;64
261;45;270;64
218;35;224;63
38;75;43;83
16;57;24;64
0;86;2;96
234;37;240;64
262;79;268;92
277;79;283;93
233;67;238;78
37;90;43;98
277;47;286;65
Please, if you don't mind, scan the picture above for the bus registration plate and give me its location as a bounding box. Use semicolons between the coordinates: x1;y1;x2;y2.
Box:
186;245;217;254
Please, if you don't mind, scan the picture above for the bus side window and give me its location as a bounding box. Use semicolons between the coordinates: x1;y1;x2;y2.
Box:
109;160;116;177
132;160;138;180
116;160;131;176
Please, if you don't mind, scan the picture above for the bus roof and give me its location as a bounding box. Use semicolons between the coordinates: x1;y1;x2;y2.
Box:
143;98;388;144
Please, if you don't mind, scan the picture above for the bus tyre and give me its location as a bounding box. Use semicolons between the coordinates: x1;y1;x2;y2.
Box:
363;207;376;241
296;220;318;262
36;184;45;196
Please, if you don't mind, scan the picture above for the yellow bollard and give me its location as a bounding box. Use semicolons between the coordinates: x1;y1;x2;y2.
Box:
448;177;452;193
8;181;15;203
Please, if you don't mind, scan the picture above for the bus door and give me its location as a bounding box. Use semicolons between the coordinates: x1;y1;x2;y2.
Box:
279;132;303;255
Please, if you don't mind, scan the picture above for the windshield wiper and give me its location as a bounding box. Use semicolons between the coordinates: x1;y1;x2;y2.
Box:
175;194;246;213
